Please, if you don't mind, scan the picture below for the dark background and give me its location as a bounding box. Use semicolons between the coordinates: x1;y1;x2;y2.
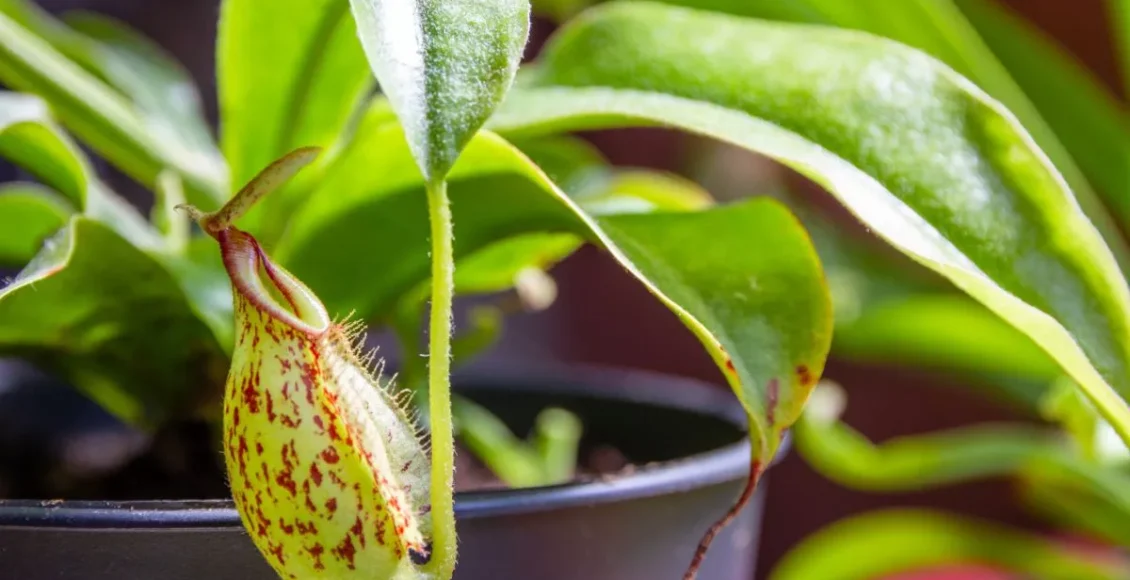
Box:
5;1;1125;578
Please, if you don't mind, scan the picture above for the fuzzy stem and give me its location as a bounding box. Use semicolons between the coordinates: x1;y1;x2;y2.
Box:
424;179;457;579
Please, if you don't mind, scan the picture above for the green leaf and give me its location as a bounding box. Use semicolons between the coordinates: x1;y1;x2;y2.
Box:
0;182;71;265
0;217;227;427
509;134;608;194
278;126;831;461
218;0;372;188
452;233;578;296
1108;0;1130;97
0;0;224;187
0;11;223;203
0;91;161;251
769;510;1127;580
348;0;530;181
834;294;1060;382
954;0;1130;232
796;384;1130;530
602;0;1130;271
63;12;223;172
0;91;86;205
490;2;1130;445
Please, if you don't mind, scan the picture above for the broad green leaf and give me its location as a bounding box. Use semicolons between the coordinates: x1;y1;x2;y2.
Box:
1020;457;1130;547
0;217;227;427
0;91;86;205
451;168;711;296
625;0;1130;268
510;134;607;194
801;207;1055;406
798;385;1074;491
796;384;1130;540
218;0;372;188
278;127;832;467
452;233;578;296
532;0;597;21
1109;0;1130;97
279;107;715;311
769;510;1127;580
0;182;71;265
0;91;159;250
490;3;1130;444
576;169;712;214
64;12;223;173
955;0;1130;230
0;0;224;185
621;0;822;24
834;294;1060;382
0;11;223;203
348;0;530;180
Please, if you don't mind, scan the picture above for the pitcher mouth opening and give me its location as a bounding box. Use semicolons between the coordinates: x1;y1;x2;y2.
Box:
219;227;331;337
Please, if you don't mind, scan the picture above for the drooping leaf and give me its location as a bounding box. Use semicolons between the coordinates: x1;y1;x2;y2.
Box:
278;128;832;505
954;0;1130;230
278;108;717;314
0;11;223;202
0;91;160;250
0;182;71;265
798;384;1089;492
348;0;530;181
0;91;234;367
0;0;225;187
769;510;1127;580
625;0;1130;264
218;0;372;188
1108;0;1130;97
489;2;1130;444
63;12;224;176
834;294;1060;382
0;217;227;427
0;91;86;206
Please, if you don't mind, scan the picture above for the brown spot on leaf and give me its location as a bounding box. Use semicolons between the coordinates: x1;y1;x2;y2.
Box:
766;378;780;426
796;364;814;386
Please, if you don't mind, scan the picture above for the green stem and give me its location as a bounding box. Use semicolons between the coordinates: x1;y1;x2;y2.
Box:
424;179;457;579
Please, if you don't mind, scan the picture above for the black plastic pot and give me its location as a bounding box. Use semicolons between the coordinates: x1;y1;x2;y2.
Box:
0;367;772;580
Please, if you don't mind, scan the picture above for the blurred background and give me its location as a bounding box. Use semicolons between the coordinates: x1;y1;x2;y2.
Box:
0;0;1125;578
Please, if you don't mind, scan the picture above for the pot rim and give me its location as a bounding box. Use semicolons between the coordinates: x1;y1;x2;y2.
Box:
0;365;776;528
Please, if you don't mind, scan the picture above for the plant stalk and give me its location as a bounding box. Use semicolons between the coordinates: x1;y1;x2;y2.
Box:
424;179;457;579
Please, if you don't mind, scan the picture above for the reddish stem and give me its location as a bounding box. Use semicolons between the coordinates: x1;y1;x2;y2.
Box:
682;460;764;580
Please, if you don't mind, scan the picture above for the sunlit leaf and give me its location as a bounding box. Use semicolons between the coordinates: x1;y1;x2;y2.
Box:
770;509;1126;580
218;0;371;188
490;2;1130;444
0;182;71;265
348;0;530;180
